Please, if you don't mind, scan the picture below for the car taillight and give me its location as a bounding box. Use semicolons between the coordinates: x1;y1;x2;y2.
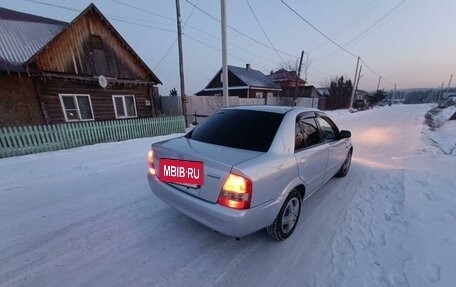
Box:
147;149;156;175
217;173;252;210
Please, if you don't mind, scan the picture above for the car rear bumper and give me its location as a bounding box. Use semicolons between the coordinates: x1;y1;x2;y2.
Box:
147;174;283;237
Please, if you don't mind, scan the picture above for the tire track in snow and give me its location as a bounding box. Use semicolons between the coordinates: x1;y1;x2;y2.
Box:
322;106;432;287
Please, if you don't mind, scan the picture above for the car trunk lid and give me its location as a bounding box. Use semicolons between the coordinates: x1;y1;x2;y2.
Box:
152;137;262;203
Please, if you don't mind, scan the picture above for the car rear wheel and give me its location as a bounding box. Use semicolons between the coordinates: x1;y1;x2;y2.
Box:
266;190;301;241
335;149;352;178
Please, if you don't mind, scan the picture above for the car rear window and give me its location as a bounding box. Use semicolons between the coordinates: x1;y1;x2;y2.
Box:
187;109;284;152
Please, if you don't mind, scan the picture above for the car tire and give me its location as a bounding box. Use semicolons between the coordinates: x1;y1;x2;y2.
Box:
335;149;352;178
266;190;301;241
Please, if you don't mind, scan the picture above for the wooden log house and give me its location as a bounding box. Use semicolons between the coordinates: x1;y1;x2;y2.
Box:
0;4;162;127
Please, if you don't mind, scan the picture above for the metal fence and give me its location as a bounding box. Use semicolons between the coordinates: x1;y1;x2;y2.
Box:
0;116;185;158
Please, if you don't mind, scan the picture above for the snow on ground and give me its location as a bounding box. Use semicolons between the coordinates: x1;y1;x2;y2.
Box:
319;104;456;286
1;104;455;287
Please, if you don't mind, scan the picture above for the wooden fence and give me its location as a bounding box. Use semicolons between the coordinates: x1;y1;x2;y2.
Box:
0;116;185;158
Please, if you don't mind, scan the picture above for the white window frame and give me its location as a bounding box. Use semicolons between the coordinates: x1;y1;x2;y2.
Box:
112;95;137;119
59;94;94;122
255;92;263;98
267;92;273;98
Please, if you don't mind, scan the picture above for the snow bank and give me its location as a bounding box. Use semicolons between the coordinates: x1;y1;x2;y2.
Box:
433;106;456;128
424;106;456;155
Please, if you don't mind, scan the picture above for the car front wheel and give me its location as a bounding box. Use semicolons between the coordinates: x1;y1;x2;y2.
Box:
266;190;301;241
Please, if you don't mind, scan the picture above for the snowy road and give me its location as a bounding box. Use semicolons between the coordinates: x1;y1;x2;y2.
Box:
1;104;455;287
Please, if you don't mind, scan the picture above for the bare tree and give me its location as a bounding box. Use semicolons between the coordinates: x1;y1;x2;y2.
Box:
278;55;312;83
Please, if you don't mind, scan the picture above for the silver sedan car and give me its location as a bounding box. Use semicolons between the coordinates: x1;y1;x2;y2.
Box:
147;106;352;241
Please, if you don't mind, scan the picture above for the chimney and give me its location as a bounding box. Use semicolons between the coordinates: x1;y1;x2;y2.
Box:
246;63;250;70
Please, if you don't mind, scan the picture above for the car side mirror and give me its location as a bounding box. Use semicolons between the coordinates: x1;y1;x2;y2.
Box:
339;130;351;139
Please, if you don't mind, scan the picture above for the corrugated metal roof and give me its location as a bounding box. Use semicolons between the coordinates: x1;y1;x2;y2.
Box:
229;65;280;89
0;7;66;72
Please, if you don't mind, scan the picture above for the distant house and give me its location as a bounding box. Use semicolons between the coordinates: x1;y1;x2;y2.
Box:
0;4;161;127
267;68;304;97
196;64;281;98
268;68;319;98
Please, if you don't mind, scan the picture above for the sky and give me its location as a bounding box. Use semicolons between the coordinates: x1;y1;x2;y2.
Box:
1;0;455;95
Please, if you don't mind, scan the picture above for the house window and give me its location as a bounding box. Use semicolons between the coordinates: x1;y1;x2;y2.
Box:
59;94;94;122
112;95;137;118
267;92;273;97
255;92;263;98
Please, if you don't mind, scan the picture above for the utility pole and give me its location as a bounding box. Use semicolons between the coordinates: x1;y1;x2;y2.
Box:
444;74;453;94
294;50;304;102
391;84;397;105
221;0;229;107
349;56;360;110
376;75;382;91
436;81;445;102
355;65;362;91
304;52;309;82
175;0;188;127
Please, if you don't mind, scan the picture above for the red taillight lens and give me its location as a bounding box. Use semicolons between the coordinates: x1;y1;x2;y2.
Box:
217;173;252;210
147;149;156;175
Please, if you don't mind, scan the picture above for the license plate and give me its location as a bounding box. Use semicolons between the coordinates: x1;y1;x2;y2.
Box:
159;158;204;186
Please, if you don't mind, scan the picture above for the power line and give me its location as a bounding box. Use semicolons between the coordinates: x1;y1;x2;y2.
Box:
302;0;407;85
280;0;357;58
24;0;79;11
27;0;276;72
185;0;297;59
112;0;283;69
24;0;178;33
154;0;200;70
360;58;395;86
111;0;175;22
334;0;382;38
344;0;407;47
113;0;280;66
25;0;396;89
111;0;299;69
112;2;282;66
184;34;269;71
184;24;281;65
154;41;176;70
108;17;176;33
308;0;381;53
245;0;285;63
282;0;401;88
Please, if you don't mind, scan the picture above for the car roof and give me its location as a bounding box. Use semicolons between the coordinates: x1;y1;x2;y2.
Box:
223;105;320;114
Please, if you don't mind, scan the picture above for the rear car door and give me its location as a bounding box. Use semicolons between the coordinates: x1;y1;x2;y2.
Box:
316;116;347;181
294;113;328;195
